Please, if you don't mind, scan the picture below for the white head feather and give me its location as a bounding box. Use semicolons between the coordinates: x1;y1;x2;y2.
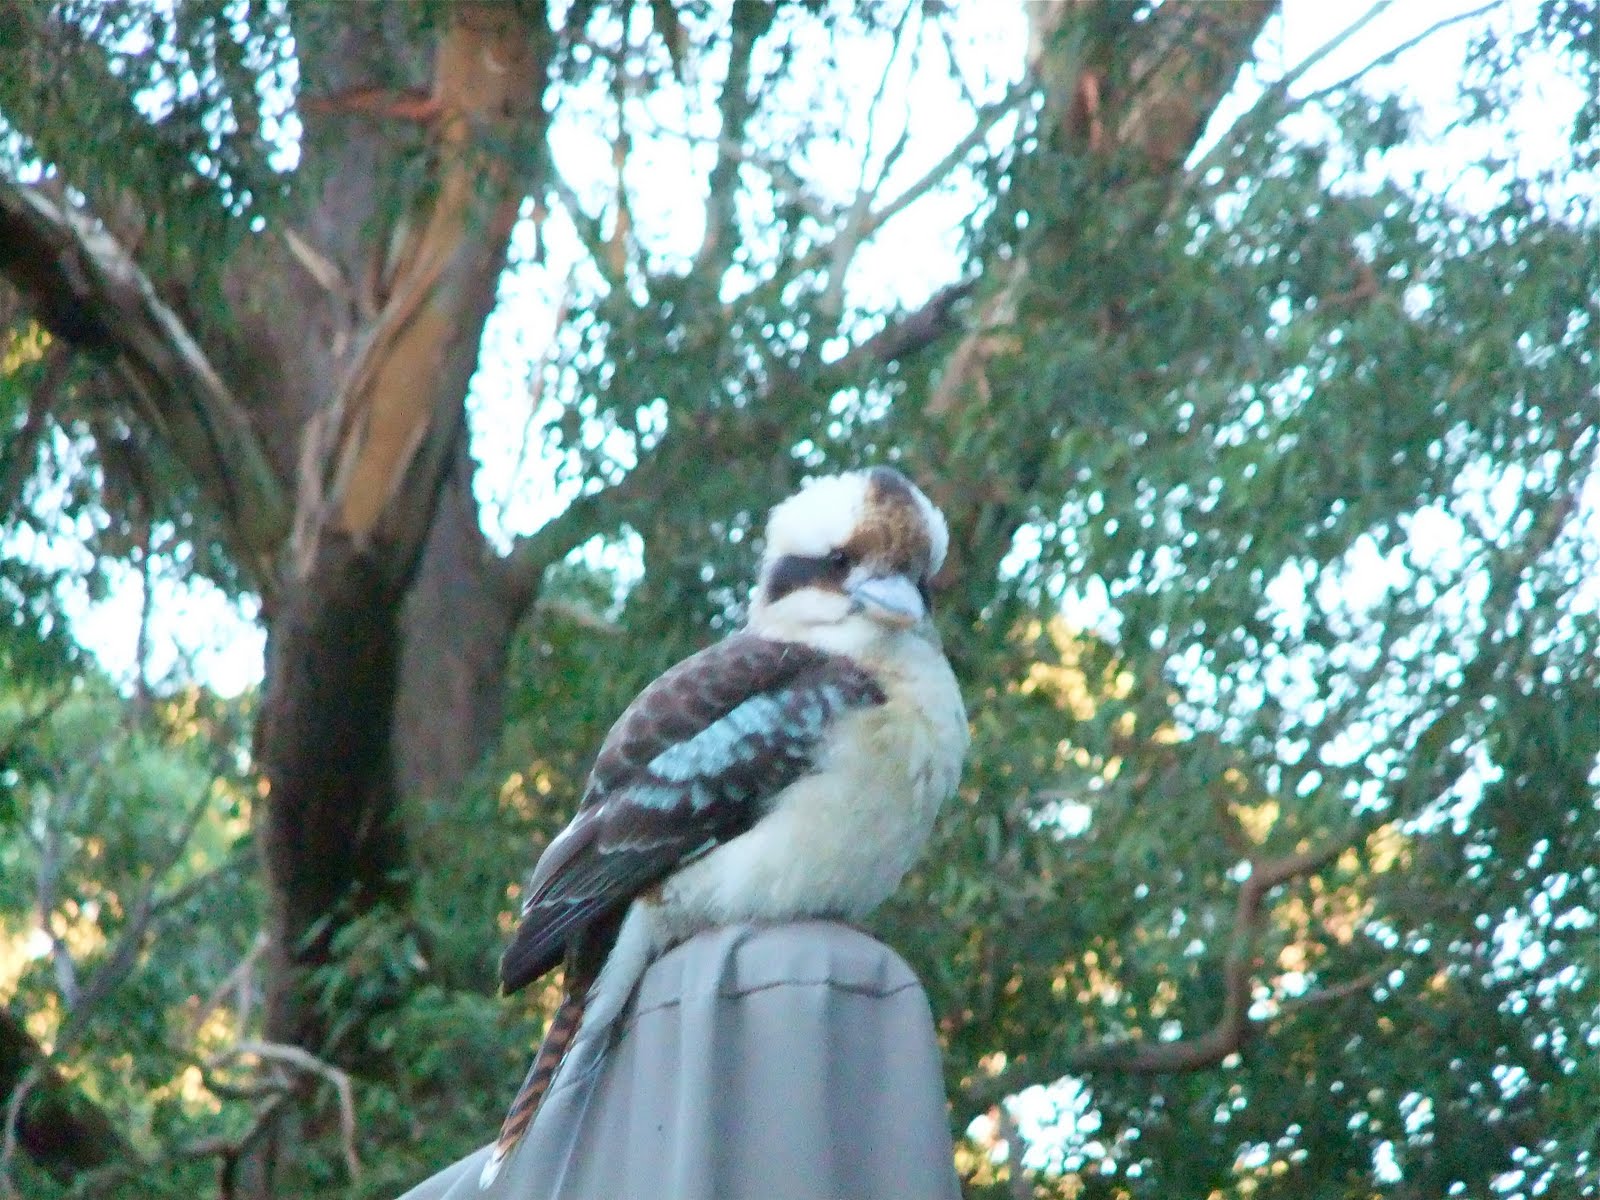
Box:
762;469;949;574
750;468;949;650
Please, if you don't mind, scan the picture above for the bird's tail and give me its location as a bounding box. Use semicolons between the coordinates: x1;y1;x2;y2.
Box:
479;986;588;1189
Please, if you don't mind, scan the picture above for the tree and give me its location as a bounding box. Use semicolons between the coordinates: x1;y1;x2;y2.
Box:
2;1;1598;1197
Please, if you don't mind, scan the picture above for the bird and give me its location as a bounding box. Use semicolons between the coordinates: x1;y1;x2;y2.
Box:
480;466;968;1188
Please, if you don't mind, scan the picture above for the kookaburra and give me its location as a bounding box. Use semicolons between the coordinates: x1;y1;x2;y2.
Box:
481;466;968;1187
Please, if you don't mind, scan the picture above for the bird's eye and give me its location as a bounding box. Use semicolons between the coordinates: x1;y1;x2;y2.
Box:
827;548;851;571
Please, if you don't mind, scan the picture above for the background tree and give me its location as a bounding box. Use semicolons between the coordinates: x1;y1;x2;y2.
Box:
2;1;1598;1198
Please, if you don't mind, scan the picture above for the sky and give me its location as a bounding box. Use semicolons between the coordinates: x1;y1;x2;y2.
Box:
35;0;1575;702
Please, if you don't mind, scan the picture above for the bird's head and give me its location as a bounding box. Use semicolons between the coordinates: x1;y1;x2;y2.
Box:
748;466;949;652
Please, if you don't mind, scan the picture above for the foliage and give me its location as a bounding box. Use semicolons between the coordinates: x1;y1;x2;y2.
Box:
0;676;257;1198
2;1;1599;1198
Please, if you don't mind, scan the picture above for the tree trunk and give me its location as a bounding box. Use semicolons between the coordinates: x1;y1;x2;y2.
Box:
393;441;517;803
0;6;551;1185
239;4;551;1190
251;0;552;1074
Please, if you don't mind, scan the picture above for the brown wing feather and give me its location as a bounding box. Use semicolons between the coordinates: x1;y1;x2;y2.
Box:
497;633;883;994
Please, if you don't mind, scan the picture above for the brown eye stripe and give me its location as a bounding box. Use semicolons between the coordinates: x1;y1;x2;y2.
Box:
764;553;848;603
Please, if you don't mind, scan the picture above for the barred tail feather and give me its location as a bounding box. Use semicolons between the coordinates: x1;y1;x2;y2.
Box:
480;988;588;1189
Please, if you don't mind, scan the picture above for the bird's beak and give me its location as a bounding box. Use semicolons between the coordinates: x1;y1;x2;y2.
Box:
848;573;925;628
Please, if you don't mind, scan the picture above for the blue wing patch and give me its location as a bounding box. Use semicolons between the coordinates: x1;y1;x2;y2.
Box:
646;693;791;788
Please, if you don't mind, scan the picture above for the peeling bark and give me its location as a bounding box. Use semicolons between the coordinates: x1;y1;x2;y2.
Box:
258;1;552;1059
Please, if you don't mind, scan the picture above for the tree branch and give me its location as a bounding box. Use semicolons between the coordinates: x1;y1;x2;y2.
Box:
1068;841;1345;1075
818;0;920;322
0;1010;131;1187
823;279;976;380
0;178;290;589
993;1102;1035;1200
1185;0;1503;191
692;1;777;281
0;340;66;519
964;837;1352;1112
1;775;223;1189
492;275;974;616
494;466;659;616
923;1;1276;609
212;1042;360;1182
0;688;71;779
794;79;1030;295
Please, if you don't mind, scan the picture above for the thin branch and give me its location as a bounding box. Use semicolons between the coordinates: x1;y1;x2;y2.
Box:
0;686;72;777
2;774;221;1185
0;1066;42;1198
534;596;622;635
217;1092;291;1200
692;1;777;280
493;275;974;616
214;1042;360;1181
858;0;920;197
630;119;833;229
1301;0;1504;109
935;15;982;113
0;1011;130;1190
1187;0;1503;188
32;784;81;1009
993;1102;1034;1200
66;783;216;1031
610;75;1023;303
280;225;360;317
0;341;67;519
820;0;920;321
144;849;244;923
796;79;1029;290
71;1086;290;1200
649;0;689;83
874;18;924;197
495;473;648;614
491;269;576;535
822;279;976;380
65;1012;383;1200
1070;841;1347;1075
1272;970;1380;1018
497;72;1020;617
190;934;270;1045
963;838;1351;1110
606;21;634;282
132;518;155;718
549;172;620;289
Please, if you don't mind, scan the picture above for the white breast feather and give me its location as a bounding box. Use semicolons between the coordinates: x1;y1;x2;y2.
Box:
570;633;965;1050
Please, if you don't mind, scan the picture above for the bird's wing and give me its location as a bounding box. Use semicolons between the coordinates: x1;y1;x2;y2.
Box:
498;632;884;993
